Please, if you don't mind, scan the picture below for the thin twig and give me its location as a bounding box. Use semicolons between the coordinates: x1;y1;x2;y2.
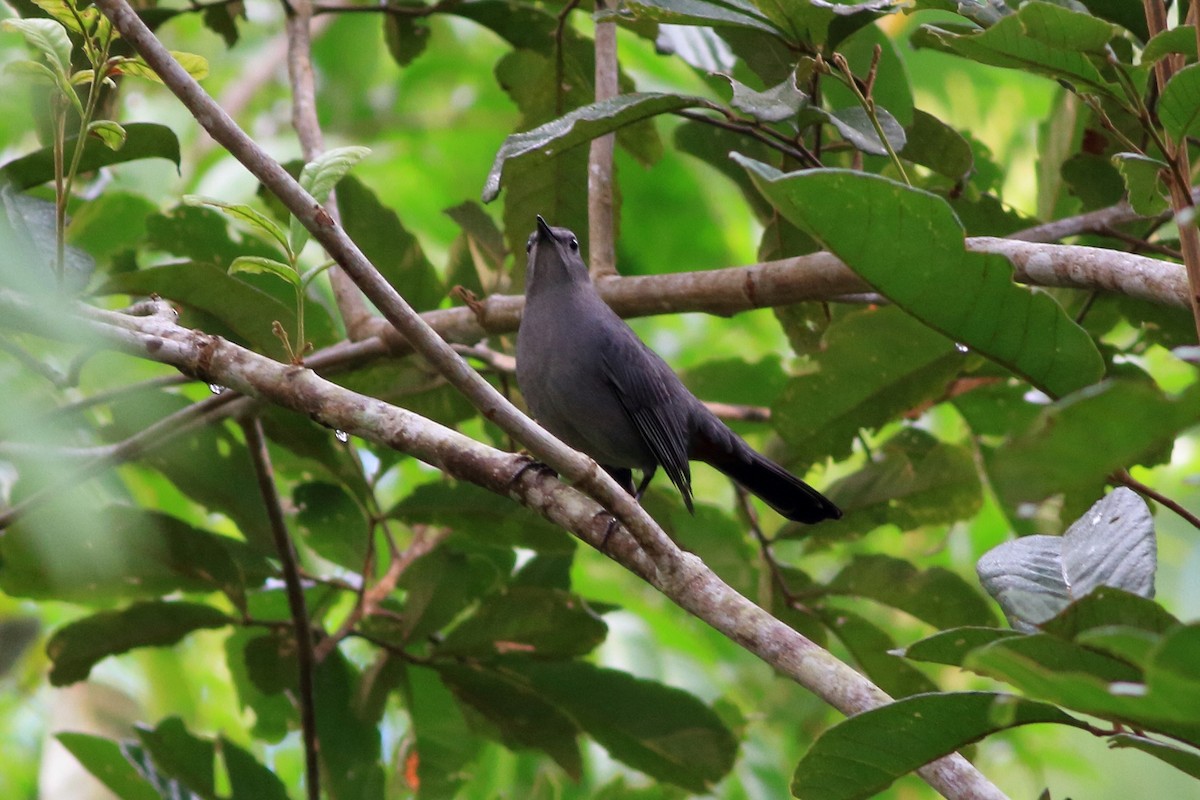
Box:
240;416;320;800
673;109;821;167
313;524;445;661
1112;469;1200;532
47;373;189;416
553;0;581;118
95;0;685;573
0;391;239;530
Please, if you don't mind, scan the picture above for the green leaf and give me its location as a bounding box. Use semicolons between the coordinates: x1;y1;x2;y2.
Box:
1142;26;1197;65
56;733;161;800
1041;586;1179;641
290;145;371;254
791;692;1085;800
736;160;1104;398
0;505;269;603
985;381;1200;513
493;49;592;271
2;18;71;74
1017;1;1122;53
119;51;210;82
818;607;939;698
825;105;907;156
1109;734;1200;780
1075;626;1164;668
436;586;608;658
483;92;708;203
1113;152;1170;216
517;659;738;792
103;391;276;552
228;255;299;288
437;661;584;778
221;737;291;800
67;190;157;273
383;14;429;67
401;664;481;798
802;428;982;544
293;481;370;570
912;12;1119;96
366;543;505;645
726;72;807;122
1160;63;1200;143
827;554;999;629
243;631;299;695
86;120;128;152
0;122;181;190
183;195;291;259
135;717;217;800
964;635;1200;746
97;262;332;355
772;307;963;470
47;601;230;686
315;650;386;800
901;627;1023;667
201;1;244;47
336;175;444;311
30;0;90;34
390;481;573;553
624;0;783;36
225;629;292;742
899;109;973;180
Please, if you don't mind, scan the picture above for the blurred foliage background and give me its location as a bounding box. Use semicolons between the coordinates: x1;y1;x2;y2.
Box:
1;0;1199;798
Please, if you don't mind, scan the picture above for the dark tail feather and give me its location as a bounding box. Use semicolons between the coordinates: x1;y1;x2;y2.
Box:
693;419;841;523
716;448;841;523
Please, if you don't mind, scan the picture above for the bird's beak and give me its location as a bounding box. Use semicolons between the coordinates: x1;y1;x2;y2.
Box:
535;214;554;242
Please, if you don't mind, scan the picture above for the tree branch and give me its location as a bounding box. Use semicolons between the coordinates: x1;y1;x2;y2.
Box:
588;0;618;280
240;415;320;800
3;292;1007;799
95;0;686;578
332;238;1191;363
284;0;373;337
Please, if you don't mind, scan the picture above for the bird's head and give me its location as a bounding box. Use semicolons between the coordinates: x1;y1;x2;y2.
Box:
525;215;589;291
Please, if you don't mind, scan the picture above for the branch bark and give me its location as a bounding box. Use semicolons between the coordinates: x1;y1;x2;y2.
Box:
588;0;618;280
284;0;374;337
94;0;687;580
3;291;1007;800
241;415;320;800
331;239;1190;363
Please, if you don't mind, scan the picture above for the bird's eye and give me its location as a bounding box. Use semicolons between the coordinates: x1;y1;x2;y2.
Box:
526;240;533;253
569;237;579;252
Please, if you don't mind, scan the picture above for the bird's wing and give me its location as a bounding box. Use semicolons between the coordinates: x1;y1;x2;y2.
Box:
601;334;693;511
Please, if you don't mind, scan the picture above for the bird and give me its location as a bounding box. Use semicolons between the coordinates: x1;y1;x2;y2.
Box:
515;215;841;524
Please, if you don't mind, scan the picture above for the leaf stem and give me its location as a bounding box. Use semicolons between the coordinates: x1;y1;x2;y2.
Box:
830;53;909;185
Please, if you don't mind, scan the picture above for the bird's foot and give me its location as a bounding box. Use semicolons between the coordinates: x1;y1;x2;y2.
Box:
507;454;557;491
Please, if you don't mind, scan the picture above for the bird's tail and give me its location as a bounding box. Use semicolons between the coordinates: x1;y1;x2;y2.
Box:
694;418;841;524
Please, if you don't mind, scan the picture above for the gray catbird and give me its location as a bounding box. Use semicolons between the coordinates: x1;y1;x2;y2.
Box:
516;216;841;524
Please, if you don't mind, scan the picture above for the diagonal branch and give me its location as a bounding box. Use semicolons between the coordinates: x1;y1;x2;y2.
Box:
94;0;685;577
2;291;1008;800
